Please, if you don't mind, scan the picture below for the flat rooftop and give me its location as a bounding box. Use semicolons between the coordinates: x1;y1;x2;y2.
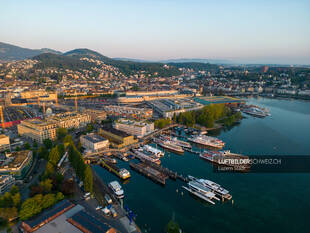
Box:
69;210;112;233
0;150;31;169
83;133;108;143
35;205;85;233
101;126;130;138
194;96;244;105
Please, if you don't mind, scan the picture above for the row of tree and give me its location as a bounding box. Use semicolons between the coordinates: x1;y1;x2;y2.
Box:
174;104;235;128
154;118;172;129
19;192;64;220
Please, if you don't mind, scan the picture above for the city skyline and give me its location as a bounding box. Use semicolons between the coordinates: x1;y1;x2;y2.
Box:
1;0;310;64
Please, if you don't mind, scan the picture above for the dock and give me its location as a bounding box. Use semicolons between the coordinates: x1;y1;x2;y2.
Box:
100;161;130;180
141;159;189;183
130;162;168;185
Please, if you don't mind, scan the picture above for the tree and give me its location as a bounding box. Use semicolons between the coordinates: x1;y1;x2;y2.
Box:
63;135;73;145
12;193;21;208
45;162;55;176
9;185;19;195
43;139;53;149
61;179;75;195
84;165;93;193
38;146;48;160
39;179;53;194
86;123;94;133
57;128;68;141
24;142;31;150
41;194;56;209
55;192;64;202
33;141;38;148
48;147;61;166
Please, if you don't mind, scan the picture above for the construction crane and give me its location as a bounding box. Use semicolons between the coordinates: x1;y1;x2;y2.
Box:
0;106;5;129
75;91;78;112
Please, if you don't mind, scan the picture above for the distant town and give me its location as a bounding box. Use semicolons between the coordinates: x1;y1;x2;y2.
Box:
0;43;310;233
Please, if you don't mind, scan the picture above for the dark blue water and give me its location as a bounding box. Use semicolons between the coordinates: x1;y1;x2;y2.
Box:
94;97;310;233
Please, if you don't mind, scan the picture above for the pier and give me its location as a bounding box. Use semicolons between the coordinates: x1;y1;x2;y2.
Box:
141;159;189;183
130;162;168;185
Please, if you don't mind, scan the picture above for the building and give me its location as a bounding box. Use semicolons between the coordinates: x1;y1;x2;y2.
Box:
0;175;15;194
83;109;107;122
114;119;154;138
21;200;116;233
18;112;91;143
0;134;10;152
18;119;57;143
0;150;33;179
148;98;204;118
98;127;138;148
48;112;91;129
103;105;153;119
80;133;109;152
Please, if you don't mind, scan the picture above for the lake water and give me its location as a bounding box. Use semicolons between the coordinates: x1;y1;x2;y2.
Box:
94;97;310;233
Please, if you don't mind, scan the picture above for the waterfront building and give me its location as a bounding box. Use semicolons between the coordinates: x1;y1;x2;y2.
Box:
0;150;33;179
148;98;203;118
0;175;15;194
114;118;154;138
0;134;10;152
80;133;109;152
17;119;57;143
98;127;138;148
103;105;153;119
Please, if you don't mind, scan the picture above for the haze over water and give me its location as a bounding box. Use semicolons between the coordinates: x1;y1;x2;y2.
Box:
94;97;310;233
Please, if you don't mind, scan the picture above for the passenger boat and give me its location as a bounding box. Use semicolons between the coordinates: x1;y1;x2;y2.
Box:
108;181;124;199
188;176;232;200
188;135;225;149
183;180;219;204
142;145;164;157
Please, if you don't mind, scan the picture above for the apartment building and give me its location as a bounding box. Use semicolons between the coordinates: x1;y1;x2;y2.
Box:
0;175;15;194
17;119;57;143
0;150;33;179
103;105;153;119
0;134;10;152
48;112;91;129
114;118;154;138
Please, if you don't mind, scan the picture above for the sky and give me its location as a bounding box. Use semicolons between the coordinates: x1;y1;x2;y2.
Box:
1;0;310;64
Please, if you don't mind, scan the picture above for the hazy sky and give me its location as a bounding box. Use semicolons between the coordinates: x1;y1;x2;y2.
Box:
1;0;310;64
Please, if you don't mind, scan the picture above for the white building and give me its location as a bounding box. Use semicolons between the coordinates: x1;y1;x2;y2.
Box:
0;134;10;152
80;133;109;153
0;175;15;194
114;119;154;138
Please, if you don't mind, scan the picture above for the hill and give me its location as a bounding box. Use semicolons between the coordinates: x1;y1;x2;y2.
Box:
64;48;182;76
33;53;93;70
0;42;61;61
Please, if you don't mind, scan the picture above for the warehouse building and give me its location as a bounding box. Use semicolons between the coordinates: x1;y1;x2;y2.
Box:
80;133;109;152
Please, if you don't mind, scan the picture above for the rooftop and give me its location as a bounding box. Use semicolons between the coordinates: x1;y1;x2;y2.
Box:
101;126;130;138
83;133;108;143
69;210;112;233
0;150;31;169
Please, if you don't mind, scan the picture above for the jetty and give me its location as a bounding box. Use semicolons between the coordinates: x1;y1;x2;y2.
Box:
130;162;168;185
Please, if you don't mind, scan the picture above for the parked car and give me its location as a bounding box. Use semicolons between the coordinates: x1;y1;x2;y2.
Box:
104;194;113;204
